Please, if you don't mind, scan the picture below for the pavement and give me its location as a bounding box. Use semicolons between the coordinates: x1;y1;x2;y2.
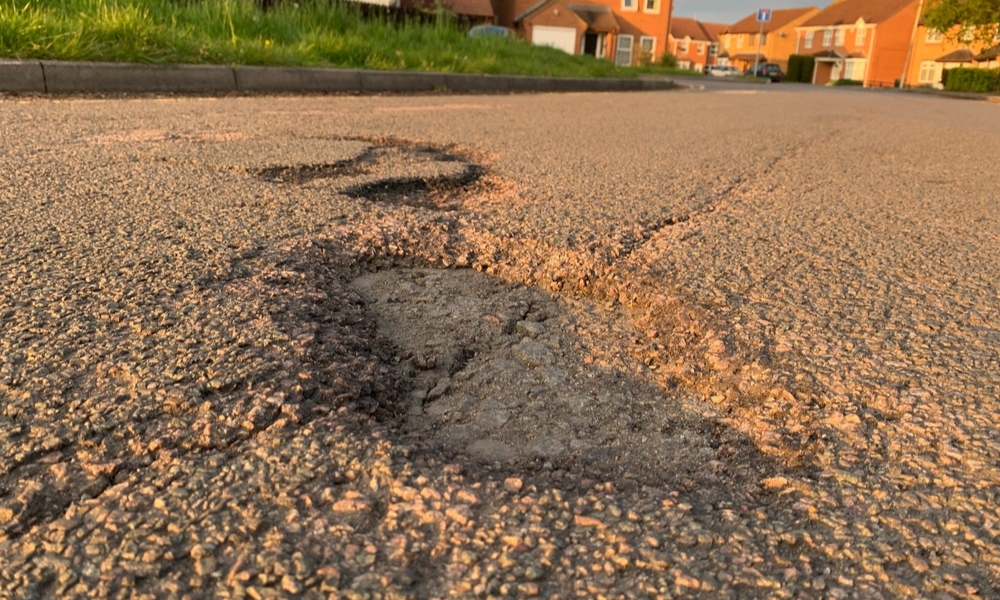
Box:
1;86;999;599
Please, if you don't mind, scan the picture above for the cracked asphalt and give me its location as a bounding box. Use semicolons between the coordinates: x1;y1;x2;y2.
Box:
2;86;1000;599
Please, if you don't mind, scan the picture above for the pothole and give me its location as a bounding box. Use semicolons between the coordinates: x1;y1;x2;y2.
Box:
351;267;735;489
252;139;485;211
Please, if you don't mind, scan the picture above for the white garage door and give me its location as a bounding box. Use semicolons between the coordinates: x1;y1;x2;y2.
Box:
532;26;577;54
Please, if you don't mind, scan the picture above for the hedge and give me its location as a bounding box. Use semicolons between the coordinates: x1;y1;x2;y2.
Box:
787;54;815;83
944;68;1000;93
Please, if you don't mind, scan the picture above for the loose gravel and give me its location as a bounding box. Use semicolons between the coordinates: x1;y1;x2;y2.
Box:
1;90;999;599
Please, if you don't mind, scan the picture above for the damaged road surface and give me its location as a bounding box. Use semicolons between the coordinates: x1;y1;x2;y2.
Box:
2;91;1000;599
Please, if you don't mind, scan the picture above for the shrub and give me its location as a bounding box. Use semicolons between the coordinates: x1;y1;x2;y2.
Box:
944;67;1000;92
787;54;802;82
833;78;863;86
658;51;678;68
787;54;814;83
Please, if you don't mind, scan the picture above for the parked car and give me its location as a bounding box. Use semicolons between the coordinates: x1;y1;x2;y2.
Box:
707;65;741;77
746;63;786;82
468;25;513;38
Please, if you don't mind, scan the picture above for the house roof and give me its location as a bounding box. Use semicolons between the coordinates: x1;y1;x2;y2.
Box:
799;0;915;27
726;7;817;33
936;48;976;63
699;22;729;42
671;17;711;42
976;44;1000;60
566;4;620;31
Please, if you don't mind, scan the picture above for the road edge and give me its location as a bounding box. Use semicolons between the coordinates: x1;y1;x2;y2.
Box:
0;60;677;95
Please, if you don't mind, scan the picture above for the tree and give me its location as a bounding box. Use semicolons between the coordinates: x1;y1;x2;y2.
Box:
924;0;1000;44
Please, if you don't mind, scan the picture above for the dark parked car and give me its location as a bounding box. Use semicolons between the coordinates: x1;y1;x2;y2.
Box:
746;63;785;82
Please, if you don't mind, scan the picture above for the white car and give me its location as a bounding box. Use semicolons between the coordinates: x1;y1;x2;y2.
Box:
708;65;741;77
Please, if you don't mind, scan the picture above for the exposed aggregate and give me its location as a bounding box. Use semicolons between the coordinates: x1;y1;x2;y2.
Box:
1;90;999;599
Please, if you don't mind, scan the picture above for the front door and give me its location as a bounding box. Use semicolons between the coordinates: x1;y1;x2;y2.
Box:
583;33;599;56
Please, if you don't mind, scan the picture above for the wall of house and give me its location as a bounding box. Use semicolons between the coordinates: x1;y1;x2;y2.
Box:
518;0;671;64
668;35;716;70
868;2;920;87
609;0;673;64
906;25;988;87
493;0;543;29
522;3;586;53
766;12;819;70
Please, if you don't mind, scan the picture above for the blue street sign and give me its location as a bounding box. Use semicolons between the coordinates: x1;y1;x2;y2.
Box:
757;8;772;22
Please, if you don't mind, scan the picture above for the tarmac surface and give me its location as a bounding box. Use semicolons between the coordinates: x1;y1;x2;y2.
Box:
1;86;1000;599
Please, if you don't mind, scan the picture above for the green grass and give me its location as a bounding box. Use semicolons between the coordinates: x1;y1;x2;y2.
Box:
0;0;657;77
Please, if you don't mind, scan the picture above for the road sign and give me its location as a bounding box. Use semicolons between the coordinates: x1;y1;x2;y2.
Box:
757;8;771;22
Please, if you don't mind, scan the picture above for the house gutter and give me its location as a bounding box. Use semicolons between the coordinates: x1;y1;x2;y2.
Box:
900;0;925;88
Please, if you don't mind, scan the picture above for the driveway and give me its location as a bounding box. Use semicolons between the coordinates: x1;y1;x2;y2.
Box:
1;87;998;598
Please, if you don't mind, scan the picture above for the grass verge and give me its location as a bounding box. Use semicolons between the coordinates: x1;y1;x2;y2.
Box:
0;0;692;78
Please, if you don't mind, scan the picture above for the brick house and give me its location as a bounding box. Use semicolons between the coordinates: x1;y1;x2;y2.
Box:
720;7;819;72
907;23;998;87
793;0;921;87
668;17;728;72
497;0;672;65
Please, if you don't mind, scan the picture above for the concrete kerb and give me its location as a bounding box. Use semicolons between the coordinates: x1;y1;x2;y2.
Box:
360;70;448;92
41;61;236;93
0;60;45;93
0;60;677;95
235;65;362;93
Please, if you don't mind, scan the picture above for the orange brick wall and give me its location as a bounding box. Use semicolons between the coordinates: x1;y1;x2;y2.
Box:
868;3;919;87
906;25;990;87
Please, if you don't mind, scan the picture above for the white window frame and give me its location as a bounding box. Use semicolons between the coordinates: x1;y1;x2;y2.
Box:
843;59;855;80
925;29;943;44
918;61;941;84
709;43;718;56
835;28;845;46
804;31;814;49
823;29;833;46
621;0;637;12
697;42;705;55
644;0;659;14
855;26;866;45
679;37;689;53
616;34;634;65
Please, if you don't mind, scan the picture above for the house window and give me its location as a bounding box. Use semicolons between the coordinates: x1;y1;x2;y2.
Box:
855;26;866;45
697;43;705;55
616;34;634;65
843;59;855;80
622;0;636;11
737;34;745;48
639;36;656;57
760;33;767;45
679;38;688;53
960;27;974;42
644;0;659;13
804;31;814;49
749;33;757;46
918;61;941;83
709;43;718;56
823;29;833;46
925;29;942;43
835;28;845;46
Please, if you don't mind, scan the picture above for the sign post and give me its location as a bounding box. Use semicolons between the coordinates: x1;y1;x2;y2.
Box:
754;8;771;77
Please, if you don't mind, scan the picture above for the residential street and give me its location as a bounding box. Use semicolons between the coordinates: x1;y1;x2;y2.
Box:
1;86;999;598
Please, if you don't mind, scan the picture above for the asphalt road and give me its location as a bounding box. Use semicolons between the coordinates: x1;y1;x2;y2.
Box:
2;86;999;599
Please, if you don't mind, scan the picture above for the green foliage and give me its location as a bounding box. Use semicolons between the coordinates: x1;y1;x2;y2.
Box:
786;54;815;83
924;0;1000;44
833;78;863;86
943;67;1000;92
658;51;678;68
0;0;635;77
